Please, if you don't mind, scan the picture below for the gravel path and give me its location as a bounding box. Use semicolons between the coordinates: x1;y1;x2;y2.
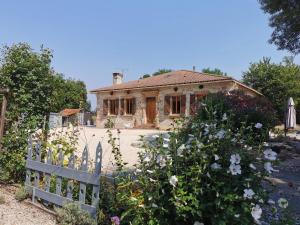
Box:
0;185;56;225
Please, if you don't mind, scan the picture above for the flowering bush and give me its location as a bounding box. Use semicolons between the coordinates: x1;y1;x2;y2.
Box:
202;91;279;135
112;98;282;225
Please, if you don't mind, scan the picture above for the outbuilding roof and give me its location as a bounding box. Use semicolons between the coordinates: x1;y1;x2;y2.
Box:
60;108;81;117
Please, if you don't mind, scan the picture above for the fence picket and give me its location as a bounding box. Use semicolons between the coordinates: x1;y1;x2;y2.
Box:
92;142;102;206
67;154;75;200
34;142;41;188
79;146;88;203
25;136;33;187
55;147;64;196
44;148;52;192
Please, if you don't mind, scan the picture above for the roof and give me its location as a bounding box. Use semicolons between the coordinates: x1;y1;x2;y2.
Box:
60;108;81;117
90;70;261;95
91;70;231;92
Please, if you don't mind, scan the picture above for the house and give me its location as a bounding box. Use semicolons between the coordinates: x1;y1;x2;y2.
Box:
91;70;261;129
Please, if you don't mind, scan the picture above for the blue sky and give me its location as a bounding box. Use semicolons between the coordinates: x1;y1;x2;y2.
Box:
1;0;299;110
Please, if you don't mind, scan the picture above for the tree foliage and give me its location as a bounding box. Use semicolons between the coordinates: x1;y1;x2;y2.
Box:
202;67;227;76
0;43;54;181
243;57;300;121
0;43;89;182
140;69;172;79
259;0;300;54
51;73;90;112
152;69;172;76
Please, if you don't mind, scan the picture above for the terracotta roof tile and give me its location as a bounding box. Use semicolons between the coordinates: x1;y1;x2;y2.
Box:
91;70;231;92
60;108;81;117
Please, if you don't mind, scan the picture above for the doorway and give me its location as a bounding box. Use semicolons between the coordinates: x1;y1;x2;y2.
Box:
146;97;156;124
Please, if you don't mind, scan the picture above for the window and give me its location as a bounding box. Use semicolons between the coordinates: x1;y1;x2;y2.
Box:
171;96;181;114
109;99;119;115
126;98;134;115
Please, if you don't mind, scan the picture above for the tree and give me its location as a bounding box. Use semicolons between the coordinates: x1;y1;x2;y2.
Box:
50;74;90;112
152;69;172;76
243;57;300;121
0;43;54;181
140;69;172;79
202;67;227;76
259;0;300;54
139;74;151;79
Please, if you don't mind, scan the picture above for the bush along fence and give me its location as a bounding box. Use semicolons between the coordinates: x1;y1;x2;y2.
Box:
25;136;102;217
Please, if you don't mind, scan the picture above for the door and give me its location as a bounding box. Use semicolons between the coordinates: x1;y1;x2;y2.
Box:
146;97;156;124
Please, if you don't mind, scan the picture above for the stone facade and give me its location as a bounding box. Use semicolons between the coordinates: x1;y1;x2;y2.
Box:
95;80;258;130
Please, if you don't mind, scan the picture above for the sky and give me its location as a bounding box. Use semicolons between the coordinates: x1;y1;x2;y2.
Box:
0;0;299;110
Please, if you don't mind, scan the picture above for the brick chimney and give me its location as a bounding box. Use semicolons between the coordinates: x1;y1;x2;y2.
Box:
113;72;123;85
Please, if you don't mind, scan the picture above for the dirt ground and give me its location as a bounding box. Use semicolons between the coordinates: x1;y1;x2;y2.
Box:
0;185;56;225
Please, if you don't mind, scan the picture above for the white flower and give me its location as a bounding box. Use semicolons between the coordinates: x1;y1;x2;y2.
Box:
229;164;241;175
215;129;226;139
254;123;263;129
163;138;170;142
267;199;275;205
156;155;167;168
222;113;227;121
243;189;255;199
149;178;157;182
230;154;241;164
152;134;159;139
57;144;63;149
211;163;221;170
177;144;185;156
151;203;158;208
136;169;142;173
264;162;279;174
163;143;169;148
194;222;204;225
234;214;240;218
263;148;277;161
143;155;151;162
231;137;237;143
278;198;288;209
249;163;257;170
169;175;178;187
147;170;154;174
214;154;220;161
251;204;262;221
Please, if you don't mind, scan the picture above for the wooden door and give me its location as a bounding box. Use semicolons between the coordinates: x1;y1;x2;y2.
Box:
146;97;156;124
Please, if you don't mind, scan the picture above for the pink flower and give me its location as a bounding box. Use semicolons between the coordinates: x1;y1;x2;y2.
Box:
111;216;120;225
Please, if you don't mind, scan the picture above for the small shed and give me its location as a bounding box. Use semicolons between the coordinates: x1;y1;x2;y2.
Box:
60;108;81;126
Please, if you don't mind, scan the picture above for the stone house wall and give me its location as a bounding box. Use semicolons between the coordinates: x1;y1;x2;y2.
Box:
95;81;257;130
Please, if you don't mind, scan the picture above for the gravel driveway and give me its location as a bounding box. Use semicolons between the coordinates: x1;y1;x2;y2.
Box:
0;185;56;225
75;127;165;172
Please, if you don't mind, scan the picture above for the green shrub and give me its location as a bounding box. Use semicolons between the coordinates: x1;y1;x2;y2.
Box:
0;194;5;204
112;97;280;225
55;203;97;225
15;186;28;201
200;91;279;134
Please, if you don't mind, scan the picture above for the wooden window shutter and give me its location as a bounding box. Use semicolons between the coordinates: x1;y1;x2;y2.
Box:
180;95;186;115
164;96;170;115
116;99;119;114
103;99;108;116
190;94;196;115
132;98;136;115
120;99;125;115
